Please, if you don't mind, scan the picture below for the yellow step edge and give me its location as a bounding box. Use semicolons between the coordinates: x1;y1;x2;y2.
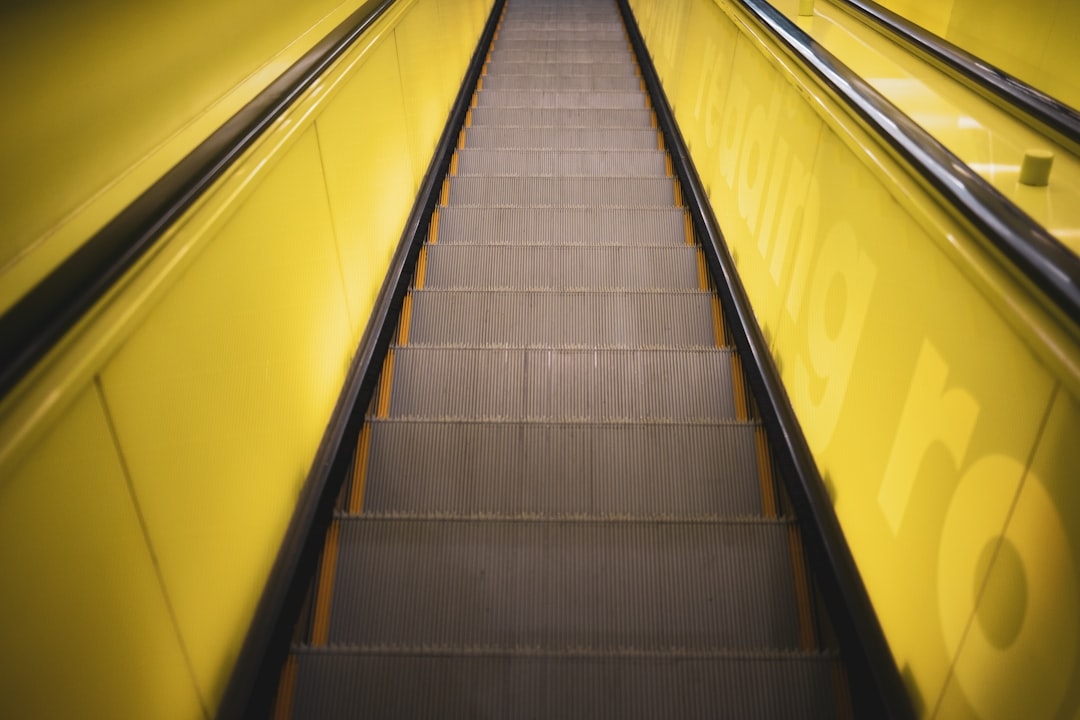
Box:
310;520;341;646
271;655;299;720
348;424;372;515
376;349;395;418
755;427;778;518
429;208;440;244
787;525;818;651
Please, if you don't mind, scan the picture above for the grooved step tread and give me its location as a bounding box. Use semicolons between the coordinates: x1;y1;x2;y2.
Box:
468;107;654;129
382;346;736;421
455;149;666;177
436;206;689;245
357;419;762;516
463;127;660;150
406;289;719;347
421;245;700;290
327;518;802;650
477;89;646;109
482;75;641;92
289;650;843;719
446;177;676;207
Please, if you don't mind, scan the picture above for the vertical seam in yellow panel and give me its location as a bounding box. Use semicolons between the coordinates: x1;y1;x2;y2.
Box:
788;525;818;651
92;378;210;717
272;655;299;720
310;520;341;646
349;424;372;515
376;350;395;418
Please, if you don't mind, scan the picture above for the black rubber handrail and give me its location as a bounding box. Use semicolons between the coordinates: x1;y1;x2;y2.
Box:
619;0;915;716
0;0;392;402
835;0;1080;151
737;0;1080;327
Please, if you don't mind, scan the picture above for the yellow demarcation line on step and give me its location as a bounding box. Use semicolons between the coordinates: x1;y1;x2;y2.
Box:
696;249;709;291
640;77;647;93
440;178;450;206
415;248;428;289
465;109;473;128
754;428;778;518
429;208;440;243
650;111;657;129
271;655;298;720
457;128;467;150
477;76;484;91
471;90;479;109
310;520;341;646
684;211;695;246
787;525;818;651
399;294;414;344
450;152;460;176
833;664;855;720
710;295;726;345
349;424;372;515
664;155;673;178
730;354;749;421
673;178;683;207
376;349;395;418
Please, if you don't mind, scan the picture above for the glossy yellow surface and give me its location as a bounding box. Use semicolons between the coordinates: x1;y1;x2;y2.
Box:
0;0;385;317
0;388;205;719
0;0;492;714
768;0;1080;256
631;0;1080;716
874;0;1080;114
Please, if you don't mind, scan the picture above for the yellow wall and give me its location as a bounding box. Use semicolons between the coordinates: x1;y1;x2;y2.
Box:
871;0;1080;113
631;0;1080;717
0;0;491;716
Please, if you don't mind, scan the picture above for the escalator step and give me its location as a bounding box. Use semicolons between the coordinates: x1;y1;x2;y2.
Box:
476;89;645;109
455;149;666;176
290;649;842;720
360;419;762;516
407;290;717;346
483;62;638;78
481;75;641;92
468;107;654;128
327;518;802;650
421;246;699;290
384;347;736;420
494;39;630;52
436;207;687;245
446;176;674;206
463;127;659;150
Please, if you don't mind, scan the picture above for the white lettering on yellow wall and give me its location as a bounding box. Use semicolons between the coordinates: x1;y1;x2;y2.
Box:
879;340;979;534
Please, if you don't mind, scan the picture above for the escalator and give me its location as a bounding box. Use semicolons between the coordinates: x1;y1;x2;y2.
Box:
265;0;861;716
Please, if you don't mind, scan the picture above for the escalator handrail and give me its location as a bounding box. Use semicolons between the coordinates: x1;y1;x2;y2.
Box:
0;0;394;403
736;0;1080;327
835;0;1080;151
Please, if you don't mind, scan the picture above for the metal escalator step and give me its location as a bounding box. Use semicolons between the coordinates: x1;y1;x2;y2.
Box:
408;290;716;347
493;39;631;53
480;74;642;92
480;65;639;85
463;127;658;150
328;518;801;650
477;80;635;102
361;419;762;516
437;207;687;246
446;177;674;207
483;62;636;78
290;649;842;719
468;107;653;129
456;149;666;177
385;347;736;420
421;245;699;290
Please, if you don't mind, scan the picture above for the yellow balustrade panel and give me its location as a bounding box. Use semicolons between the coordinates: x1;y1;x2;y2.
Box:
316;34;415;342
631;0;1080;715
0;0;377;316
0;0;493;715
0;388;204;720
874;0;1080;113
